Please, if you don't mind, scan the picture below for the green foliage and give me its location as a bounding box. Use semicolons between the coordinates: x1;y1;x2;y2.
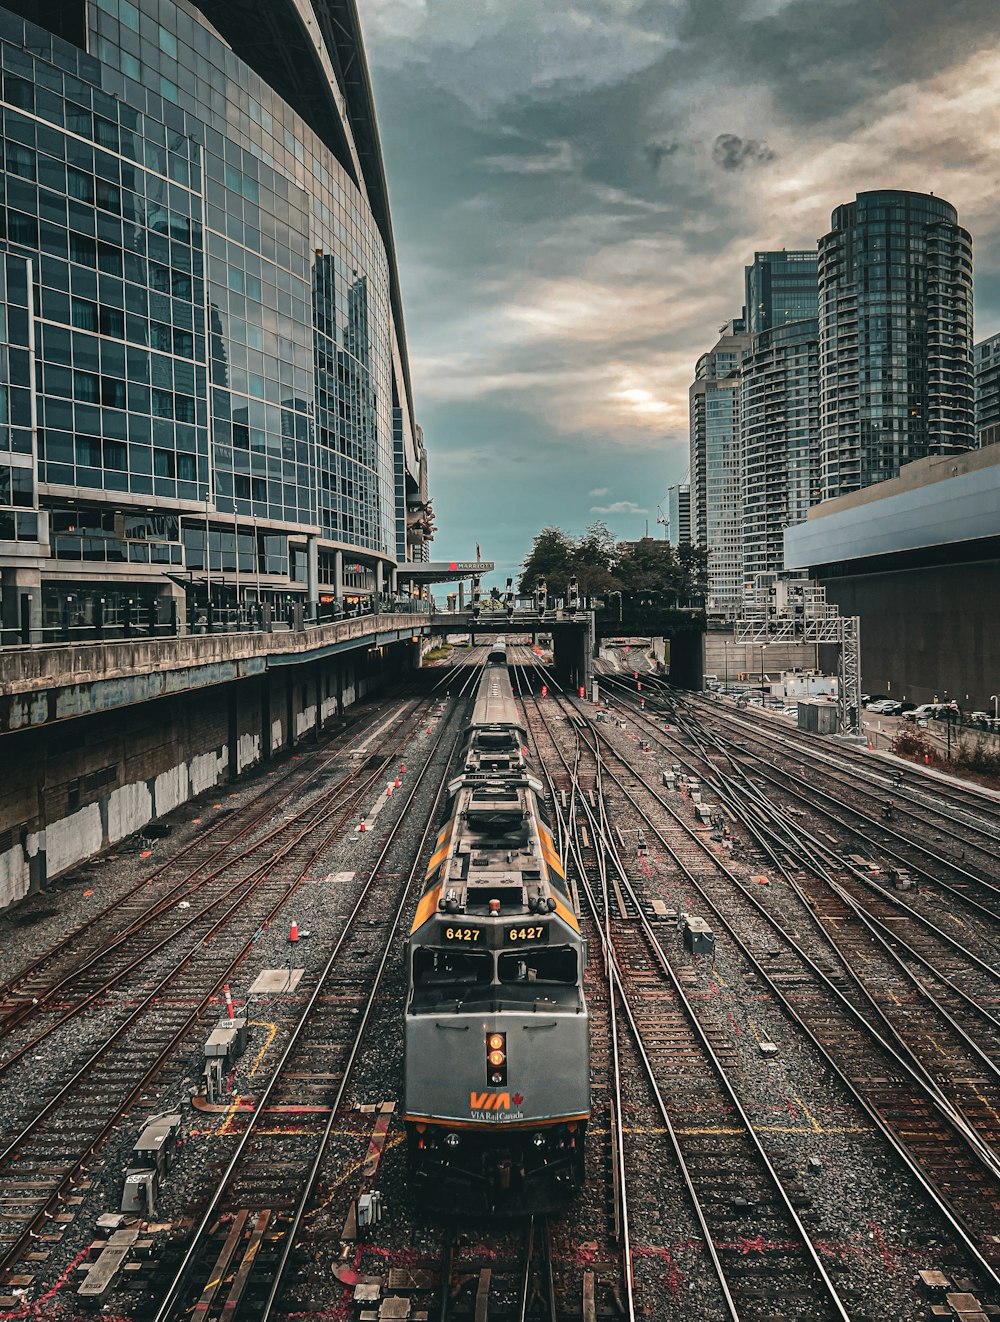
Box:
890;726;933;761
954;736;1000;778
518;527;575;594
519;523;707;601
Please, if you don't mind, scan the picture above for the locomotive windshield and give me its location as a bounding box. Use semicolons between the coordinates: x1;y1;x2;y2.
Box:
498;948;577;985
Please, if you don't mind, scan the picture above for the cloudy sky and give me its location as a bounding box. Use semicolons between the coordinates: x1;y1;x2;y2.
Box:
361;0;1000;585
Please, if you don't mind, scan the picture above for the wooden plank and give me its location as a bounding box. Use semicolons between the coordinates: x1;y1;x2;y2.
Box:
194;1210;249;1316
582;1270;596;1322
219;1210;271;1322
474;1268;491;1322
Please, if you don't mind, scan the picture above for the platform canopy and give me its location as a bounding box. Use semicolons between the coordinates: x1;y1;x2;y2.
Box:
400;560;495;583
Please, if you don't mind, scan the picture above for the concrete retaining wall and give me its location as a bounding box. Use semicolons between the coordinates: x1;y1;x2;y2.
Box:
0;639;408;910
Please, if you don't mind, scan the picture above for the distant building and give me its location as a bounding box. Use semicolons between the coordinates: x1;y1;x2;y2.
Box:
818;190;974;501
663;481;691;547
784;444;1000;712
689;318;750;614
975;334;1000;450
744;250;818;334
740;318;820;579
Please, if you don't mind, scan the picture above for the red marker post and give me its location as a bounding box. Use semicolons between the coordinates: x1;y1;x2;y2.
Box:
223;984;234;1021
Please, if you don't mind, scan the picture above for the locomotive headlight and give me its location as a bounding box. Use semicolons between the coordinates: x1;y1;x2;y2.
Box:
532;1132;546;1148
444;1132;461;1148
485;1031;507;1086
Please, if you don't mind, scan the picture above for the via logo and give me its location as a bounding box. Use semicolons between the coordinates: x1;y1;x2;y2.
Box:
470;1092;510;1111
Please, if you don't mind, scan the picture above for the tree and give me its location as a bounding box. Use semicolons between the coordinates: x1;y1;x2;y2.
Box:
676;543;709;599
519;527;574;594
617;538;684;595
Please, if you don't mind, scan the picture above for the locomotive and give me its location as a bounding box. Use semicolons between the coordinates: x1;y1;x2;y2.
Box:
404;647;589;1213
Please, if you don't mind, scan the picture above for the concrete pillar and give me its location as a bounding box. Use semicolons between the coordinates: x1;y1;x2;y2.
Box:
458;581;465;611
306;535;319;621
389;565;397;596
157;580;187;634
375;561;384;598
334;549;344;603
1;566;41;641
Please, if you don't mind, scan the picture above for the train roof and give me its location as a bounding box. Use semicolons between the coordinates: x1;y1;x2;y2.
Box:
469;665;525;733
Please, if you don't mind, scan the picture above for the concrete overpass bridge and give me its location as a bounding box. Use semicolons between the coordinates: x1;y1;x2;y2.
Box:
429;602;706;689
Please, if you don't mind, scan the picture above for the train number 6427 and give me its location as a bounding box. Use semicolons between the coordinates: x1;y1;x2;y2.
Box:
508;926;545;941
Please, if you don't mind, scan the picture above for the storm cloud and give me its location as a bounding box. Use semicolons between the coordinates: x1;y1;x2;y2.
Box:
362;0;1000;584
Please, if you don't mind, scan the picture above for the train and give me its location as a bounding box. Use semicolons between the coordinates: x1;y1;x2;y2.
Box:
404;644;589;1213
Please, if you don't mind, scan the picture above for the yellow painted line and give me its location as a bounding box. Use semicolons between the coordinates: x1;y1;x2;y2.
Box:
746;1017;764;1045
712;967;728;988
793;1093;823;1134
605;1124;871;1136
247;1021;279;1078
974;1090;1000;1129
306;1132;407;1218
216;1093;244;1137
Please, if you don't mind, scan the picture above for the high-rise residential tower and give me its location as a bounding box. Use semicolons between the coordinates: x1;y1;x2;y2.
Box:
818;190;974;501
744;250;818;334
975;333;1000;450
689;318;750;613
739;250;820;578
663;480;690;547
740;318;820;579
0;0;428;635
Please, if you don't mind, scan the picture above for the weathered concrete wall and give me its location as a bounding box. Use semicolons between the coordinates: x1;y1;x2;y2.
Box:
0;639;409;910
702;628;821;684
822;559;1000;710
0;613;427;734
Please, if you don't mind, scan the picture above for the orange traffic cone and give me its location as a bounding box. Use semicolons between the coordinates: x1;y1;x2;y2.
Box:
400;764;406;774
386;784;393;797
395;776;401;787
359;818;367;832
289;921;299;943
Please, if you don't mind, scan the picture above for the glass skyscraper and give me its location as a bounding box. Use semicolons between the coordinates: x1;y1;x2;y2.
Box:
689;318;750;614
818;190;974;501
0;0;427;633
745;250;818;334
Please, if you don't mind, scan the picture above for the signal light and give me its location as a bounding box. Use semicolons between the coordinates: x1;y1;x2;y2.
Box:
485;1031;507;1086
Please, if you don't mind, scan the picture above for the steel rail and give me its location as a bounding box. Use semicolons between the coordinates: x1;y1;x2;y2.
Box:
153;661;482;1322
519;660;849;1321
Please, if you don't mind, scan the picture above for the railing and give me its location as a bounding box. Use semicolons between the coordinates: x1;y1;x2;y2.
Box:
0;595;432;651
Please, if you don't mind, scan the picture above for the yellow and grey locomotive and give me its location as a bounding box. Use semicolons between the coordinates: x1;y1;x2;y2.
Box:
404;649;589;1212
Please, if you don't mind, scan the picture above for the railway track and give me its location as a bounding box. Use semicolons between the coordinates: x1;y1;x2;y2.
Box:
519;652;1000;1309
516;663;851;1321
605;673;1000;921
0;671;474;1291
148;670;479;1322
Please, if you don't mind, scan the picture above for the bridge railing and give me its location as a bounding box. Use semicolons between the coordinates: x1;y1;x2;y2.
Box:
0;595;431;651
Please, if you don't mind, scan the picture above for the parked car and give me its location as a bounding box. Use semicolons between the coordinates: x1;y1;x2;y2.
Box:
865;699;903;715
864;694;890;707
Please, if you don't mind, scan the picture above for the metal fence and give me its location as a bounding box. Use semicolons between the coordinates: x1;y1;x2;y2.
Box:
0;594;431;651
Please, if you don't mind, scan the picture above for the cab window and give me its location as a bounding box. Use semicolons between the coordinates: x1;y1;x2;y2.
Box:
497;948;577;985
